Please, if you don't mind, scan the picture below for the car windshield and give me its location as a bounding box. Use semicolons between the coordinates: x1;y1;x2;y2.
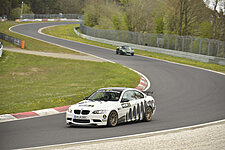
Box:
88;90;122;101
123;46;131;51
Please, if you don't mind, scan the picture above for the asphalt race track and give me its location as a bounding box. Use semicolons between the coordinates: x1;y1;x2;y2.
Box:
1;22;225;150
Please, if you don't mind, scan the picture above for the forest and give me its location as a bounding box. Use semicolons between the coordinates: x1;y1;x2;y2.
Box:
0;0;224;41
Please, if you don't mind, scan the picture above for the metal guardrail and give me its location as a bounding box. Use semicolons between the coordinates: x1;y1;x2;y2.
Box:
0;33;24;48
22;14;84;19
80;24;225;58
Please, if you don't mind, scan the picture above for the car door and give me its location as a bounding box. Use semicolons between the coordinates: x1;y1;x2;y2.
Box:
133;90;147;121
119;90;137;122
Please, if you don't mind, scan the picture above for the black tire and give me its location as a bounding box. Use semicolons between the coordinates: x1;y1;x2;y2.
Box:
107;111;118;127
143;106;153;122
116;50;118;54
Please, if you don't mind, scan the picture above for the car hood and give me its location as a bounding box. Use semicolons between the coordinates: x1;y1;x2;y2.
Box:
70;100;117;110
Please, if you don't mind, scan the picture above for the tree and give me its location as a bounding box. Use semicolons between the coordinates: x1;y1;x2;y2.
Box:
10;2;33;20
205;0;225;40
154;17;164;34
55;0;85;14
83;0;127;30
121;0;154;33
198;21;213;38
163;0;209;36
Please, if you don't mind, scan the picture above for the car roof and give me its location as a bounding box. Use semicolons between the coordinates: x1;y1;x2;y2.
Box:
99;87;137;92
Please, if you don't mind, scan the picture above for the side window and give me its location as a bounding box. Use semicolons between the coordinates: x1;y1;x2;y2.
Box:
122;91;135;101
134;91;144;99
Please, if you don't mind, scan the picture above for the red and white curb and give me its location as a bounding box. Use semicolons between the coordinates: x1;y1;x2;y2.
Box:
15;19;81;22
0;75;149;123
0;106;70;122
136;77;148;91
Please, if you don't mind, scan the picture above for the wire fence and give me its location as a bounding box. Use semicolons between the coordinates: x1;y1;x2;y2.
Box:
80;24;225;58
22;14;83;19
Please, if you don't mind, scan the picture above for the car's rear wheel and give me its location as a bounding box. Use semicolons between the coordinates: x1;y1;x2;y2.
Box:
143;106;153;121
116;50;118;54
107;111;118;127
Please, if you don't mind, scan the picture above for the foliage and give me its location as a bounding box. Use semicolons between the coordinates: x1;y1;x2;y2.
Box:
10;3;33;20
82;0;225;41
154;17;164;34
198;21;213;39
84;0;127;31
0;0;86;19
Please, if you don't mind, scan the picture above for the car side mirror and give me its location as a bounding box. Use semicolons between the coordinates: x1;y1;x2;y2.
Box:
83;97;88;100
121;98;129;102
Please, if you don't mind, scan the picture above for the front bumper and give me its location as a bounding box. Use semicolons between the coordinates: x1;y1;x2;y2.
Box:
66;112;108;126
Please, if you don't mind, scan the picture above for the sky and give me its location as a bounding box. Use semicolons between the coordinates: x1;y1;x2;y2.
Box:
203;0;225;13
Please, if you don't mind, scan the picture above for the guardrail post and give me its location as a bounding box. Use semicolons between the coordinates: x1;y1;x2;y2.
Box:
175;36;177;50
217;40;219;57
190;37;193;53
167;35;170;49
207;39;210;56
182;37;185;51
199;38;202;54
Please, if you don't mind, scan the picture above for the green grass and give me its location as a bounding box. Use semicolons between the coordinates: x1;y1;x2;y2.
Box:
42;24;117;50
0;22;140;114
0;51;139;114
42;24;225;74
0;22;81;54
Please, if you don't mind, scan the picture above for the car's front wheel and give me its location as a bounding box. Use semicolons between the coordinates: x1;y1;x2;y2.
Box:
107;111;118;127
143;106;153;121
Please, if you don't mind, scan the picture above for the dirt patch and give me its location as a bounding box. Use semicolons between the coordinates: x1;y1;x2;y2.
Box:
10;67;42;79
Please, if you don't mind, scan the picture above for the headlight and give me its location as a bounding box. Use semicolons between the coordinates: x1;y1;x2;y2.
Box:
67;108;72;113
92;110;106;114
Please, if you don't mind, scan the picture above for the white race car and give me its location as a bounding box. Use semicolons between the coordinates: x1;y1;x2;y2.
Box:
66;87;156;127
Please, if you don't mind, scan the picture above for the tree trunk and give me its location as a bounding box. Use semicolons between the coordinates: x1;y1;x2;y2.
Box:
212;0;219;39
179;0;184;35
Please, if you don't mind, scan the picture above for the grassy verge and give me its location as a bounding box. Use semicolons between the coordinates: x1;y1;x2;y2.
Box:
42;24;225;74
0;51;139;114
0;22;140;114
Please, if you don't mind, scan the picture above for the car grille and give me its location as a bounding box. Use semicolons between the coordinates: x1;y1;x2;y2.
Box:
74;110;81;114
74;110;90;115
93;119;102;122
73;119;90;123
82;110;90;115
